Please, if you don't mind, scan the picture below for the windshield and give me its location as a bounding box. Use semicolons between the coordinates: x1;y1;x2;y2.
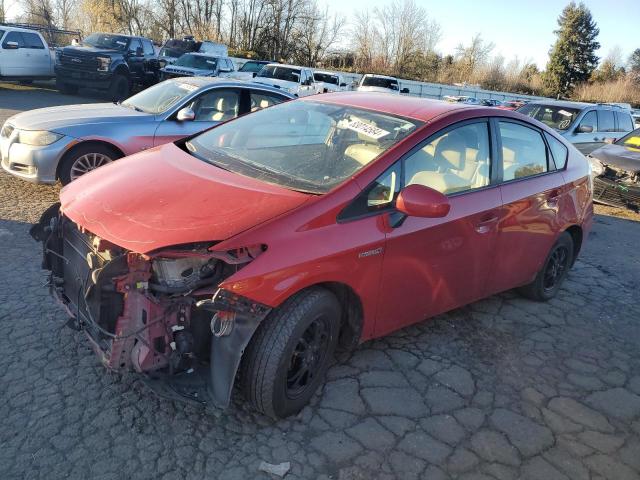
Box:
517;104;581;130
314;73;339;84
174;54;217;70
122;80;197;114
83;33;129;51
617;129;640;148
361;76;398;90
239;61;266;73
185;101;421;194
257;65;301;83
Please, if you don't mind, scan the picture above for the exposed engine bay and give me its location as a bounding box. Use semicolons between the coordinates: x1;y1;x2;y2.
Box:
30;203;270;407
592;163;640;212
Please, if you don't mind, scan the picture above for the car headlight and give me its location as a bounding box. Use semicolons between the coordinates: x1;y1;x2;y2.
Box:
17;130;63;146
97;56;111;72
588;156;605;177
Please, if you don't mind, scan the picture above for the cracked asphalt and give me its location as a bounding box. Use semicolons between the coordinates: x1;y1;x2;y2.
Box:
2;84;640;480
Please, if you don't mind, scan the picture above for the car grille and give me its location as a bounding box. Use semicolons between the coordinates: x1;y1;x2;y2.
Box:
593;176;640;212
58;53;99;71
165;69;195;77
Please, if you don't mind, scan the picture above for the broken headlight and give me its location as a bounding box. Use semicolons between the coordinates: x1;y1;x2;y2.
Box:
151;257;221;292
588;156;605;177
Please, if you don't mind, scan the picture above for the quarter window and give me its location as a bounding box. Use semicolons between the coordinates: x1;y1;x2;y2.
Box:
615;112;634;132
544;132;568;169
598;110;615;132
403;122;491;195
500;122;548;181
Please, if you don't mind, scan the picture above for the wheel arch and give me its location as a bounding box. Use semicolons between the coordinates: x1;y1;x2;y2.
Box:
564;224;583;266
113;63;131;78
56;141;125;180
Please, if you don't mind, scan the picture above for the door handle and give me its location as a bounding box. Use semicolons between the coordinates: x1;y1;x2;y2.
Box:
475;215;499;234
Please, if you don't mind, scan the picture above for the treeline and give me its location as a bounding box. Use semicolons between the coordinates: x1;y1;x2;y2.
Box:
9;0;640;104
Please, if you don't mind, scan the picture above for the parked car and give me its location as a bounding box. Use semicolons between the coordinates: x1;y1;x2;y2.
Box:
30;93;592;418
357;74;409;94
480;99;503;107
632;109;640;128
225;59;272;81
1;78;292;184
313;70;348;93
157;38;228;67
588;128;640;211
55;32;160;101
498;100;525;111
160;53;235;79
0;25;55;80
517;101;635;154
252;63;316;97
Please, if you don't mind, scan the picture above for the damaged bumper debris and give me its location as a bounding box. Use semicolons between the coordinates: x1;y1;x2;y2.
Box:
30;204;270;408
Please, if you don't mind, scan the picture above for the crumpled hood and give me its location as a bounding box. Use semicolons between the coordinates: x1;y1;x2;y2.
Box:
590;144;640;172
7;103;151;132
253;78;298;91
60;143;310;253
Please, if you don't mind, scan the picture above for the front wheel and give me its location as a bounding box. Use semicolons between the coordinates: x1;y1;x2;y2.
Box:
58;143;121;185
108;74;130;102
56;80;78;95
241;287;341;418
518;232;574;301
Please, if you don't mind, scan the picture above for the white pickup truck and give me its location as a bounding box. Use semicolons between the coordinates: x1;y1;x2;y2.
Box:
0;26;55;80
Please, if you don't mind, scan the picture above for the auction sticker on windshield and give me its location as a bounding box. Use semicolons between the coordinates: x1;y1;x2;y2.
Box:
180;83;199;92
345;120;389;139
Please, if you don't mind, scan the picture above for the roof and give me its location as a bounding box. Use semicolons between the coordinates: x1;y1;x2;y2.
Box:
170;76;294;97
265;63;306;70
361;74;399;80
305;92;474;122
524;99;595;110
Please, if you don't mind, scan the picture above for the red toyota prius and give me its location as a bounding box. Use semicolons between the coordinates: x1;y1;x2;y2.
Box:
32;93;593;418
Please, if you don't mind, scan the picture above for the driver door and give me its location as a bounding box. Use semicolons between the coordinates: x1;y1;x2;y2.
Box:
153;88;241;146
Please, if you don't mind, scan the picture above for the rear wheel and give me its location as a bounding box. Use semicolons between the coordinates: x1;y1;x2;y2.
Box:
108;74;130;102
518;232;574;301
58;143;121;185
241;287;341;418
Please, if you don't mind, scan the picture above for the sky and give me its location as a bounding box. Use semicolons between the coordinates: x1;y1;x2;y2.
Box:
323;0;638;69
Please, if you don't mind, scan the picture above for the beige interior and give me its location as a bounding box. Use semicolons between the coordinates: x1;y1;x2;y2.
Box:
344;143;385;166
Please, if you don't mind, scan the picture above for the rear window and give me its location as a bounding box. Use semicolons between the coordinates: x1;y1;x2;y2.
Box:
598;110;615;132
257;65;301;83
239;61;266;73
615;112;634;132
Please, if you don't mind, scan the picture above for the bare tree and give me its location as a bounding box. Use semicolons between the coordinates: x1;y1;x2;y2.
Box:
454;33;494;81
295;2;344;66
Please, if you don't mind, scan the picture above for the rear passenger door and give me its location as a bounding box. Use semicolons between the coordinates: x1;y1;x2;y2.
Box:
491;119;567;295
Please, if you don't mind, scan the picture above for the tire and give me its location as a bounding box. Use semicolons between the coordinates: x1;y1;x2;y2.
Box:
241;287;341;418
518;232;574;302
58;143;121;185
56;80;78;95
108;74;130;102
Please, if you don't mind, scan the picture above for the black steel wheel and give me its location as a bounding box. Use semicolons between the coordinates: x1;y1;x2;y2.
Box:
518;232;574;301
241;287;341;418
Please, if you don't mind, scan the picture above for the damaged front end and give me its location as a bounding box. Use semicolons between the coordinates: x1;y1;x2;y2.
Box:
30;204;270;408
590;158;640;212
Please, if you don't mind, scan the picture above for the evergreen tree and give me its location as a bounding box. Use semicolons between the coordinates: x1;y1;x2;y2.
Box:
544;2;600;97
629;49;640;76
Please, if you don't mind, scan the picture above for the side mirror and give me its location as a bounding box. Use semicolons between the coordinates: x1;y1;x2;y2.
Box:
136;46;144;57
400;87;410;94
396;184;450;218
252;72;257;78
176;107;195;121
576;124;593;133
4;41;19;50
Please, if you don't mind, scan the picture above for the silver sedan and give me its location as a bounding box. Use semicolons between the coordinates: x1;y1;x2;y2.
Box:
0;78;293;184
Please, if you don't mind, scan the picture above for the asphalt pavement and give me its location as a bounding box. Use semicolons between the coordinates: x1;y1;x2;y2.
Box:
1;83;640;480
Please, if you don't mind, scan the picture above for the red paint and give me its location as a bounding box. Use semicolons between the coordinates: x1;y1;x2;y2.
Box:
64;96;593;344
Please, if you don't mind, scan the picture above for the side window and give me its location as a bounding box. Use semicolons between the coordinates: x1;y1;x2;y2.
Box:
0;30;5;43
22;32;44;49
250;90;288;112
403;122;491;195
128;38;142;54
500;122;548;181
544;132;568;169
615;112;634;132
338;162;402;220
2;31;25;48
190;88;240;122
578;110;597;132
598;110;615;132
142;39;155;56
